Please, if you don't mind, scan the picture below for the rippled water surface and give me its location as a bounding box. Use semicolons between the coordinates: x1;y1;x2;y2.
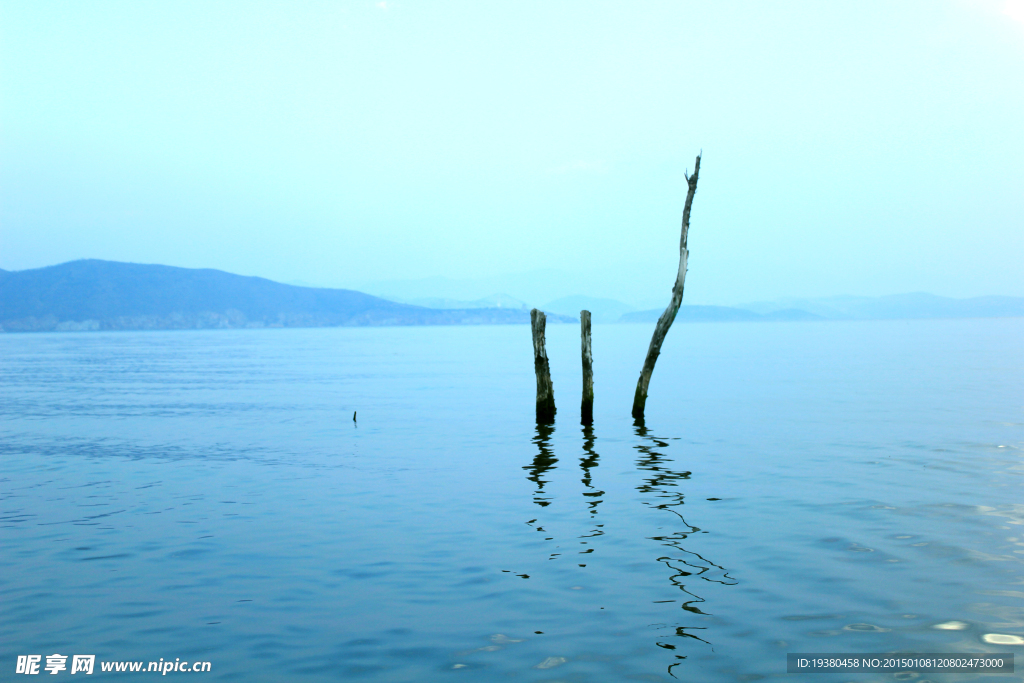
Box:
3;319;1023;681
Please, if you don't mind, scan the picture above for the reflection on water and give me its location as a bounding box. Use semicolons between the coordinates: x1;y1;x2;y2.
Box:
580;423;604;517
633;420;738;675
524;422;557;508
522;418;738;676
578;424;605;570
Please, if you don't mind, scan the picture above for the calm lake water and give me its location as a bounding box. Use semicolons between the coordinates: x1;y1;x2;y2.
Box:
3;319;1023;681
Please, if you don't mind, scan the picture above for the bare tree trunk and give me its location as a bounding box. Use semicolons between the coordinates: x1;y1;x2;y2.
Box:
531;308;556;423
631;153;701;420
580;310;594;424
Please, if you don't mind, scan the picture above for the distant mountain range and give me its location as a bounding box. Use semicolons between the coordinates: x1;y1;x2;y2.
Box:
382;293;530;311
540;295;637;324
621;294;1024;323
1;260;1020;334
620;306;824;323
0;260;575;333
380;290;1024;325
374;292;633;323
734;293;1024;320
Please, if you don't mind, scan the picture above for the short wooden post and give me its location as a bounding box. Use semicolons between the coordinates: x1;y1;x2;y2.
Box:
580;310;593;424
531;308;556;423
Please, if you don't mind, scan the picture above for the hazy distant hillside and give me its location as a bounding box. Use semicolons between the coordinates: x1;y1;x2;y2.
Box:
0;260;575;332
736;293;1024;320
385;293;529;310
542;295;636;324
621;305;768;323
622;294;1024;323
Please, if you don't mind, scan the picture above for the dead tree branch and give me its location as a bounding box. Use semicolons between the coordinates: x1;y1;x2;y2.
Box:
631;153;701;420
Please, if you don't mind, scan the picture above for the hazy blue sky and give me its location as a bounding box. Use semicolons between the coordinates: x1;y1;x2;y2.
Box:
2;0;1022;305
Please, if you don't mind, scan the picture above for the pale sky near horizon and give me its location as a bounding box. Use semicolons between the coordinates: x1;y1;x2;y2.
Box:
2;0;1022;305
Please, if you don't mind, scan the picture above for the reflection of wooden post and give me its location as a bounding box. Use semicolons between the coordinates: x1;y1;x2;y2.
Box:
632;153;701;420
531;309;556;422
580;310;593;424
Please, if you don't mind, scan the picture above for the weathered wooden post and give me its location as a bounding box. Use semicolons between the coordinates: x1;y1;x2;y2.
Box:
631;153;701;420
531;308;556;422
580;310;593;424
